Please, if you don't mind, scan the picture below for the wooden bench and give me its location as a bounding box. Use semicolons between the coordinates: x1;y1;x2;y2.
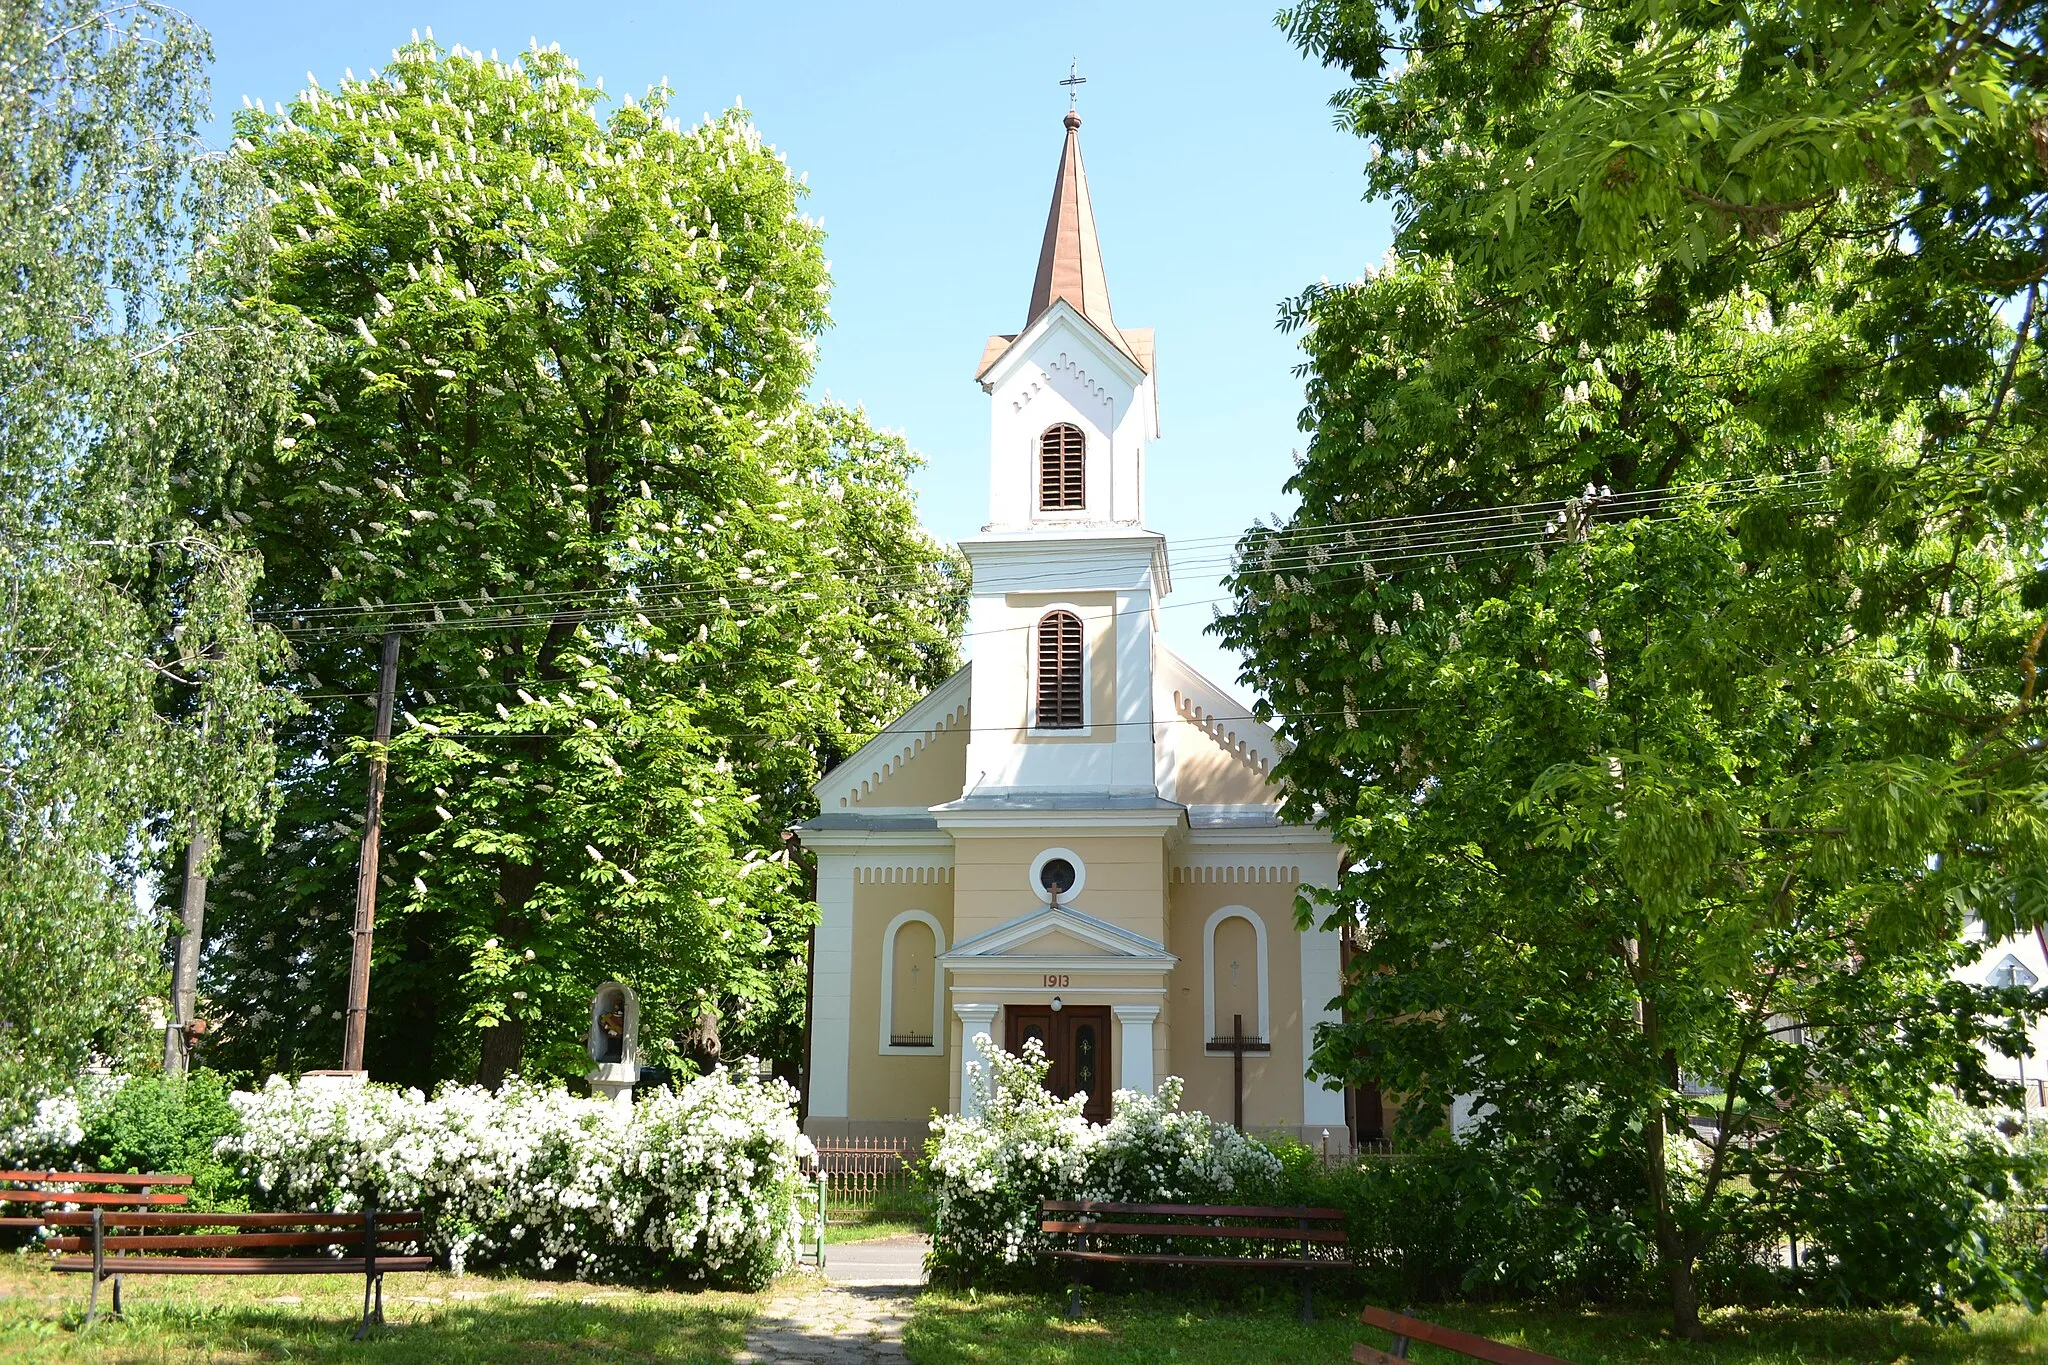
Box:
44;1193;433;1337
1353;1304;1574;1365
1039;1200;1348;1321
1;1170;193;1231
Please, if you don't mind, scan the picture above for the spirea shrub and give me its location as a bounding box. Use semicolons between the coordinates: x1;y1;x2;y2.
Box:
0;1072;250;1210
922;1037;1278;1280
220;1071;811;1286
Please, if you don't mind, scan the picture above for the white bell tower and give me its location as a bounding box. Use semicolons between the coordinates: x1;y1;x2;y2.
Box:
956;110;1170;799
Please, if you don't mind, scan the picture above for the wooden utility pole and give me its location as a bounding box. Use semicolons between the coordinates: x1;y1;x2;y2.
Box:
341;631;400;1074
162;823;210;1075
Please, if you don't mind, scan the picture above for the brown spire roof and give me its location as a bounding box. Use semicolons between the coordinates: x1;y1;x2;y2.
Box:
1024;111;1142;369
976;111;1151;384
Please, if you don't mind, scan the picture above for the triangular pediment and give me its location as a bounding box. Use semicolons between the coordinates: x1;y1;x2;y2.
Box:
941;904;1177;968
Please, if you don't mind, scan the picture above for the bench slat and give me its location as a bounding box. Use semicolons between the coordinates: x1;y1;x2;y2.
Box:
1040;1202;1343;1220
1354;1345;1405;1365
1040;1221;1347;1243
1358;1306;1575;1365
37;1211;422;1230
1045;1249;1336;1270
0;1171;193;1188
49;1230;427;1254
52;1255;436;1276
0;1190;190;1208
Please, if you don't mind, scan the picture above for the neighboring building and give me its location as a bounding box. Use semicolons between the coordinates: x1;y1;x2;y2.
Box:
1958;924;2048;1112
797;110;1348;1143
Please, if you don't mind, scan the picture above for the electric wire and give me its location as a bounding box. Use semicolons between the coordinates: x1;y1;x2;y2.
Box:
259;472;1833;640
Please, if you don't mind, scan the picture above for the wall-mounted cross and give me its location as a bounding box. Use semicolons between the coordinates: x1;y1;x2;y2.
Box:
1208;1012;1272;1131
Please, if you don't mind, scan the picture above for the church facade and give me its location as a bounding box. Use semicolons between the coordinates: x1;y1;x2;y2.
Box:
798;111;1348;1143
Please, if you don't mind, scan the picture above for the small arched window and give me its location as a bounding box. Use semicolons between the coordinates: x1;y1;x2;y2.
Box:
1203;906;1270;1051
1035;610;1085;729
1039;424;1085;511
881;910;945;1055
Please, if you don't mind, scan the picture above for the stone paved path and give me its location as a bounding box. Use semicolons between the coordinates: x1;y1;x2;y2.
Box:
736;1236;927;1365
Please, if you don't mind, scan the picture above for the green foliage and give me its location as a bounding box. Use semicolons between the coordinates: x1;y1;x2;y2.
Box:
1225;0;2048;1337
1770;1094;2047;1319
74;1071;252;1210
1250;1130;1659;1305
0;1;304;1121
190;38;963;1088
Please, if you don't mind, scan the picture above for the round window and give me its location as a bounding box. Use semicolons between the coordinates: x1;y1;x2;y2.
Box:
1038;857;1077;899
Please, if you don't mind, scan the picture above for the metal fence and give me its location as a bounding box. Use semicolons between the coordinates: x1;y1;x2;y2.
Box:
808;1136;923;1225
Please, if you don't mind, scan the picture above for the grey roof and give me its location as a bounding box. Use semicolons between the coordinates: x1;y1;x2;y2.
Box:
795;812;941;833
1187;809;1287;830
929;793;1187;815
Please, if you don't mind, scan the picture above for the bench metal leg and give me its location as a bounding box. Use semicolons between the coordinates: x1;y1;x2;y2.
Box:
111;1274;124;1320
353;1271;385;1340
1066;1280;1084;1319
82;1209;108;1332
1299;1268;1314;1323
1389;1334;1411;1359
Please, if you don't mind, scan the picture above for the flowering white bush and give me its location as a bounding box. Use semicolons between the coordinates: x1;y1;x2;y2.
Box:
220;1071;812;1286
923;1036;1279;1279
0;1074;127;1168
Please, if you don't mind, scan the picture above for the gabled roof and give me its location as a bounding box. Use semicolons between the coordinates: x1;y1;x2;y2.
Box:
942;903;1178;969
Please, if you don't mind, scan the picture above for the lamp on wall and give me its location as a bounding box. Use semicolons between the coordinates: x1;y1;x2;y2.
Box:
1051;996;1063;1012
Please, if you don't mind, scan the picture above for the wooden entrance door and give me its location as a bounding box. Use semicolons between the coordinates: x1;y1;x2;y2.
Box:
1005;1005;1112;1124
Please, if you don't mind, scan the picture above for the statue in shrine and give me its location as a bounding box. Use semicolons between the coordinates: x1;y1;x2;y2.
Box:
585;981;640;1109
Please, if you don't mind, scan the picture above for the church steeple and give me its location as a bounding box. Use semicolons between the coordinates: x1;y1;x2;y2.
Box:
1025;111;1140;368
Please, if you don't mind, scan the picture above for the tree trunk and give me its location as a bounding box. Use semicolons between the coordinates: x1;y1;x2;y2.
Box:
162;827;209;1075
477;1017;526;1090
1644;1108;1704;1340
475;858;544;1089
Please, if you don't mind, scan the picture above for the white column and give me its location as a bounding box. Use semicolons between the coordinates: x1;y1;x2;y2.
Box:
955;1003;999;1117
806;853;855;1120
1299;922;1347;1128
1113;1004;1160;1098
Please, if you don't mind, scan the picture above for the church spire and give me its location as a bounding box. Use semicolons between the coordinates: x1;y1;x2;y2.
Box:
1025;111;1139;366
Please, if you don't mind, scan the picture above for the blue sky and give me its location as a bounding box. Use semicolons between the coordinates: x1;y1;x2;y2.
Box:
184;0;1393;698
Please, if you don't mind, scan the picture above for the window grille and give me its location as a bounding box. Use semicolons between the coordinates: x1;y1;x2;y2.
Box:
1036;611;1084;729
1039;424;1085;510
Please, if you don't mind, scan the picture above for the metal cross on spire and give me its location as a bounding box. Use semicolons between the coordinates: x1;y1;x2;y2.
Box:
1060;58;1086;110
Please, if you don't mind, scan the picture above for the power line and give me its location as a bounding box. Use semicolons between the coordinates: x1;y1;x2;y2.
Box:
259;472;1833;640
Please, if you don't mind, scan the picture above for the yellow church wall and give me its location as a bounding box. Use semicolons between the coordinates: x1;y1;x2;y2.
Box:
1165;875;1307;1132
847;715;970;809
844;873;954;1131
950;833;1167;944
1171;718;1276;807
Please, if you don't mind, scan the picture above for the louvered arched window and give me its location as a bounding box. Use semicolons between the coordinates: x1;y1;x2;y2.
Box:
1039;424;1085;511
1035;610;1085;729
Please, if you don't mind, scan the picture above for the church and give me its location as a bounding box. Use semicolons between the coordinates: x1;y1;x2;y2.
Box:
798;110;1349;1144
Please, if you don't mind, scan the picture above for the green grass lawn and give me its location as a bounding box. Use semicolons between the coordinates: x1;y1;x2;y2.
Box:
0;1251;757;1362
903;1288;2048;1365
823;1214;929;1245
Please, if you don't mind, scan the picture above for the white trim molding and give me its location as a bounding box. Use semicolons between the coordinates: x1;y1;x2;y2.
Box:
1203;905;1270;1054
879;910;947;1057
942;903;1178;971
